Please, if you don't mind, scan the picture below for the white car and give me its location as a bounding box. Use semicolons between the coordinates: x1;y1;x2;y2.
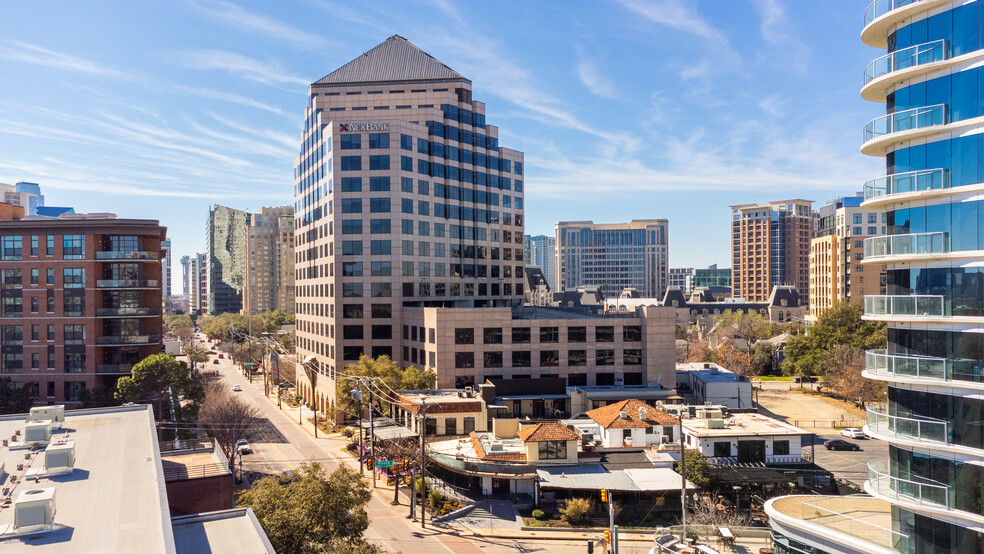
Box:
232;384;242;392
841;427;866;439
236;439;251;454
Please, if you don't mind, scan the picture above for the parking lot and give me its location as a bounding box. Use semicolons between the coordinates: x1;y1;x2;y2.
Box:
808;431;889;489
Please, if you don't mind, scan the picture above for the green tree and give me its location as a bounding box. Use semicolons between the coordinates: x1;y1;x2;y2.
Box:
750;342;776;376
0;377;35;414
183;343;210;372
115;353;193;420
164;314;193;333
336;356;436;414
558;497;593;525
677;449;714;490
782;301;886;377
714;310;770;355
237;463;383;554
79;386;121;409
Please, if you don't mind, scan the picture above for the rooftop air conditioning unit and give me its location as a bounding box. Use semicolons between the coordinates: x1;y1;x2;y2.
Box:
24;421;52;446
707;419;726;429
13;488;55;533
27;406;64;430
465;386;473;395
489;442;504;452
44;441;75;475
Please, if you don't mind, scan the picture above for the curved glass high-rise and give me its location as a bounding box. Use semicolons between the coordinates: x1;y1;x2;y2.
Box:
860;1;984;551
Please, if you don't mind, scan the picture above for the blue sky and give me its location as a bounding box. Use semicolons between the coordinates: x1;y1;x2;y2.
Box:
0;1;882;292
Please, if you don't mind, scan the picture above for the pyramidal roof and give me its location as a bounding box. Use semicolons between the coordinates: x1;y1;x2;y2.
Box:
315;35;468;86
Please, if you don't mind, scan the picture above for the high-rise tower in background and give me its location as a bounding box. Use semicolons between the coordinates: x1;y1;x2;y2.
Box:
206;205;247;315
555;220;669;299
161;239;172;312
180;255;191;297
292;36;526;409
243;206;295;315
524;234;556;290
731;199;815;303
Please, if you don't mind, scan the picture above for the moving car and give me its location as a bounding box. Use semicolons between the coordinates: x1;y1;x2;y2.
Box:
841;428;866;439
824;439;860;451
236;439;251;454
218;353;224;359
232;384;242;392
212;359;219;364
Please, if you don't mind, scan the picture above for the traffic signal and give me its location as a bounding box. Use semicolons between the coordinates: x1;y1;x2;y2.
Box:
406;476;412;485
600;489;608;503
603;530;611;544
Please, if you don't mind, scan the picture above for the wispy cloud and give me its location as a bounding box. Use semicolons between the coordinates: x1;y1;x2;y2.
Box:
167;85;290;117
751;0;809;71
618;0;739;64
184;0;328;48
0;38;131;79
576;53;617;99
175;49;308;88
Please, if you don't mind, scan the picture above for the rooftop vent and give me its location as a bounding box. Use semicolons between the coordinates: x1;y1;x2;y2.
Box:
619;411;629;419
13;488;55;533
638;407;647;420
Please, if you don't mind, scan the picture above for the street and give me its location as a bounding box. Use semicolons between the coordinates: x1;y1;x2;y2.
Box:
200;338;660;553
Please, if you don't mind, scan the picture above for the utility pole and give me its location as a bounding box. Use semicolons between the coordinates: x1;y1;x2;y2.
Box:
230;428;237;487
369;388;377;488
355;383;364;477
419;399;427;529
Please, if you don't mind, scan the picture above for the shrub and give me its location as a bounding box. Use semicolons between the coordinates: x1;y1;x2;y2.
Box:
532;509;546;520
415;477;429;496
559;497;593;525
341;427;354;438
428;489;444;508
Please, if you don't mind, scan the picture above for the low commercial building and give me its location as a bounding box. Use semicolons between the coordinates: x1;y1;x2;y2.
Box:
681;410;809;465
580;398;679;448
676;362;753;410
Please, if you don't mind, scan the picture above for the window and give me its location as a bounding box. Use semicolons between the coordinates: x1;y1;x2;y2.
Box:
596;326;615;342
368;133;389;148
30;236;37;256
455;352;475;368
567;327;587;342
401;156;413;171
370;219;391;234
371;261;391;276
538;441;567;460
343;325;364;339
340;156;361;170
402;198;413;214
623;326;642;341
483;328;502;344
64;324;84;344
596;349;615;365
369;176;390;191
568;350;587;366
369;155;389;170
400;134;412;150
540;350;559;367
30;269;38;285
371;304;392;318
371;325;392;339
342;262;363;276
63;269;84;288
46;269;54;285
540;327;559;343
623;349;642;365
402;219;414;234
484;351;502;368
568;373;587;386
342;219;362;234
30;297;38;313
31;325;38;341
444;418;456;436
774;440;790;456
455;328;474;344
342;304;363;318
63;294;84;316
342;283;363;297
370;240;391;255
2;236;22;260
512;351;531;367
341;177;361;192
512;328;531;344
340;134;361;149
5;296;25;317
714;442;731;457
342;241;363;255
853;213;862;224
46;236;53;255
47;325;54;341
343;346;363;361
401;177;414;193
463;417;475;433
370;283;392;297
341;199;362;213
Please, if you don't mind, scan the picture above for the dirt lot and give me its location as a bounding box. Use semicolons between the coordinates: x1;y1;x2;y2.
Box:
755;387;864;429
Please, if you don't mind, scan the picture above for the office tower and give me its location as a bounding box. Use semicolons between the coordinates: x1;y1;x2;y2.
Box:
808;193;886;319
730;199;814;303
0;212;165;404
555;220;669;299
243;206;295;315
196;252;208;315
767;3;984;552
524;234;557;290
693;264;731;290
292;35;527;406
206;205;247;315
180;255;192;297
161;239;172;312
668;267;694;295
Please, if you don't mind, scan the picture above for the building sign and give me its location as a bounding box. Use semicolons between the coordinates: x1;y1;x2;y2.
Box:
340;123;389;132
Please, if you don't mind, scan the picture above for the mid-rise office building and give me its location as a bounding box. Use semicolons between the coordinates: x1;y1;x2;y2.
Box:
555;220;669;299
524;234;557;291
206;205;246;315
731;199;814;303
0;211;165;404
808;193;886;319
668;267;694;294
243;206;295;315
195;252;207;315
768;3;984;552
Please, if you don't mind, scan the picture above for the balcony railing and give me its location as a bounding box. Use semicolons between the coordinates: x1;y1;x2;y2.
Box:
865;349;949;381
865;40;948;84
96;334;160;345
864;104;946;144
868;458;950;508
95;364;134;374
863;232;947;260
95;307;160;317
863;168;948;200
864;295;946;317
96;279;159;289
866;403;949;444
95;250;159;260
865;0;926;27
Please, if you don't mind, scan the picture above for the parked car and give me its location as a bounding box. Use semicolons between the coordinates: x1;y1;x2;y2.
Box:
236;439;251;454
824;439;860;451
212;359;219;365
218;353;224;359
841;428;866;439
232;384;242;392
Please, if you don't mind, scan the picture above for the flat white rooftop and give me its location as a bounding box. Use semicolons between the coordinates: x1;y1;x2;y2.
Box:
683;413;808;438
0;404;173;553
172;508;274;554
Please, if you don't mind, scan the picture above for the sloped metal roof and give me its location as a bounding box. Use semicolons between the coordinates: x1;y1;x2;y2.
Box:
315;35;468;86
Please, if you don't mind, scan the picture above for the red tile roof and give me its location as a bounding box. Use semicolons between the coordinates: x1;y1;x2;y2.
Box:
586;399;677;429
517;422;580;443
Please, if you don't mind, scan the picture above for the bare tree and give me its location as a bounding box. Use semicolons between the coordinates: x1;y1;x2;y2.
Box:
199;381;260;463
824;344;885;408
687;494;751;527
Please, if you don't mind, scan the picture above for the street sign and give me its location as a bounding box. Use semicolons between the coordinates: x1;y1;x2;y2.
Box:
374;460;393;468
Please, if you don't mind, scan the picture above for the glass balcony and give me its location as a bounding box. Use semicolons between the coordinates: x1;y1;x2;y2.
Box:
95;250;158;260
866;403;949;444
96;334;161;345
96;279;159;289
863;168;947;200
95;307;160;317
96;364;134;374
865;40;948;84
864;0;926;27
864;104;946;144
863;232;947;260
868;458;950;508
864;295;946;317
865;349;949;381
